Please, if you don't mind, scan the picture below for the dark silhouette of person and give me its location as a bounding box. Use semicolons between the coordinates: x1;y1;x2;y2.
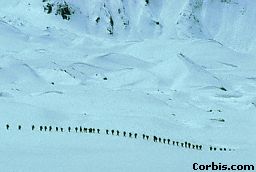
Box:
56;127;59;132
163;139;166;144
97;129;100;134
158;138;162;143
116;130;120;136
192;145;195;149
44;126;47;131
220;148;223;151
172;141;175;145
213;147;217;151
153;136;158;142
68;127;71;132
176;141;179;146
93;128;95;133
134;133;137;139
199;145;202;150
75;127;78;132
146;135;149;140
223;148;226;151
84;128;87;133
61;128;64;132
49;126;52;131
40;126;43;131
229;148;232;151
181;143;184;147
123;131;126;137
111;130;115;135
80;127;83;132
32;125;35;131
129;133;132;138
6;124;9;130
188;143;191;148
210;146;213;151
196;145;199;149
89;128;92;133
143;134;145;139
185;142;187;148
167;139;170;144
18;125;21;130
106;129;109;135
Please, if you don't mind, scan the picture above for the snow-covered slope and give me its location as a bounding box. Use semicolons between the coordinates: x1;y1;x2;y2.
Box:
0;0;256;172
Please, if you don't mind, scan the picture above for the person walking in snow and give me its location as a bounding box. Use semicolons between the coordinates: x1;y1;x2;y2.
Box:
89;128;93;133
123;131;126;137
158;137;162;143
84;128;87;133
49;126;52;131
111;130;115;135
80;126;83;133
129;132;132;138
56;127;59;132
44;126;47;131
176;141;179;146
40;126;43;131
97;129;100;134
75;127;78;133
106;129;109;135
163;139;166;144
188;143;191;148
134;133;138;139
146;135;149;140
32;125;35;131
142;134;145;139
167;139;170;144
60;128;64;132
153;136;158;142
68;127;71;132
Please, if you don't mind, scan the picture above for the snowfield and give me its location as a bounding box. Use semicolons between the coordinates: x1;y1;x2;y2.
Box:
0;0;256;171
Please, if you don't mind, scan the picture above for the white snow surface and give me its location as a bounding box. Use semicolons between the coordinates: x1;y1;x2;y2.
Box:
0;0;256;171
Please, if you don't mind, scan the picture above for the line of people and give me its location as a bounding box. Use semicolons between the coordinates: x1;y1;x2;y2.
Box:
3;124;234;152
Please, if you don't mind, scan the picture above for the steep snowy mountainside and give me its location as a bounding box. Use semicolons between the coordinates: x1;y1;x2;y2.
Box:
1;0;255;53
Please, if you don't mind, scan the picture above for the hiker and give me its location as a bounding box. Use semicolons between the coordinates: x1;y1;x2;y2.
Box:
143;134;145;139
220;148;223;151
196;145;199;149
80;126;83;132
172;141;175;145
210;146;213;151
223;148;226;151
199;145;202;150
68;127;71;132
129;133;132;138
192;145;195;149
93;128;95;133
56;127;59;132
163;139;166;144
44;126;47;131
75;127;78;132
188;143;191;148
49;126;52;131
176;141;179;146
6;124;9;130
181;143;184;147
167;139;170;144
84;128;87;133
134;133;138;139
159;138;162;143
146;135;149;140
18;125;21;130
116;130;120;136
111;130;115;135
106;129;109;135
32;125;35;131
61;128;64;132
213;147;217;151
153;136;158;142
89;128;92;133
97;129;100;134
40;126;43;131
123;131;126;137
185;142;187;148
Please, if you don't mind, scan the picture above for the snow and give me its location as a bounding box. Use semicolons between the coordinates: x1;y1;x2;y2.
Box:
0;0;256;171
